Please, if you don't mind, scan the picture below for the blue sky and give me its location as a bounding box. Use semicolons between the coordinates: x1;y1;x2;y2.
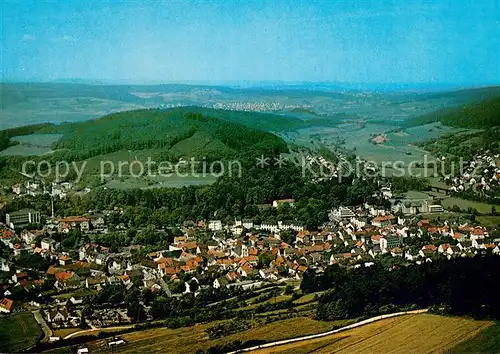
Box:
2;0;499;85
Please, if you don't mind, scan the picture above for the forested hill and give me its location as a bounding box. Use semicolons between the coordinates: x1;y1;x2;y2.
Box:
40;108;288;161
407;96;500;129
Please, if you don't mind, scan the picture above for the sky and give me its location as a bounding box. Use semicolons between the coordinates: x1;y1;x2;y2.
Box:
1;0;499;85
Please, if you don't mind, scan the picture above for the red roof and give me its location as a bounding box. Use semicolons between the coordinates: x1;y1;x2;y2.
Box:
0;229;13;239
58;216;89;223
178;242;198;250
297;265;308;272
472;228;485;236
161;266;179;275
453;233;463;239
55;271;74;281
0;298;13;311
422;244;437;251
373;215;394;222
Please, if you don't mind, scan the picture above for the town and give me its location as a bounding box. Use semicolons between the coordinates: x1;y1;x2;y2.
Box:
1;170;498;351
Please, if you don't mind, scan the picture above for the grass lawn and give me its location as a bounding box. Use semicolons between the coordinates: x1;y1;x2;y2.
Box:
441;197;497;215
403;190;434;199
476;216;500;228
52;288;96;300
0;312;43;352
239;294;293;310
293;291;326;305
251;314;493;354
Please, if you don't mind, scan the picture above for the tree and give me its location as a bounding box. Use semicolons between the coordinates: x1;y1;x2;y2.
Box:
283;285;294;295
270;288;280;304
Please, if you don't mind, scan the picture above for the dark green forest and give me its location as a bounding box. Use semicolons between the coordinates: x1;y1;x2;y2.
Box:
5;163;379;232
302;255;500;321
418;128;500;160
39;109;288;162
0;109;293;182
408;96;500;129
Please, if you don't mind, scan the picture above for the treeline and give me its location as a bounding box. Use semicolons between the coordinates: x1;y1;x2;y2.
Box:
301;255;500;321
390;176;431;193
52;164;377;229
407;96;500;129
0;131;15;151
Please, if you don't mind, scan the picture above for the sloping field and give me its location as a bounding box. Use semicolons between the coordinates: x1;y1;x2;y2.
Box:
449;323;500;353
0;312;43;352
52;317;340;354
251;314;493;354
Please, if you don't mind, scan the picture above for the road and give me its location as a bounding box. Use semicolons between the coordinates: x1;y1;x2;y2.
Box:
63;324;135;339
227;309;429;353
32;310;52;343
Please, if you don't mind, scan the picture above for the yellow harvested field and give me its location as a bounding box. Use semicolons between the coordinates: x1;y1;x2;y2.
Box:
52;327;82;338
83;317;338;354
252;314;493;354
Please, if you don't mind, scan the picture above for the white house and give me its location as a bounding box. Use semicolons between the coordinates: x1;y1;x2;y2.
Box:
208;220;222;231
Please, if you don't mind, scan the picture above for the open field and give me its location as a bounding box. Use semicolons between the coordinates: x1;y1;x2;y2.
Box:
52;327;84;338
11;133;63;147
47;317;344;354
0;133;63;156
251;314;493;354
0;312;43;352
62;326;133;339
440;197;497;215
476;216;500;228
240;295;293;310
103;175;218;190
293;291;325;305
404;190;498;216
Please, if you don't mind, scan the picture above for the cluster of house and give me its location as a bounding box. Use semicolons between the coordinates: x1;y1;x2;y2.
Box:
11;181;80;199
443;151;500;193
0;182;498;334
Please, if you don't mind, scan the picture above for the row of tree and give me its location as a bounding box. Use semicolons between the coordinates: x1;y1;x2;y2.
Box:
301;255;500;321
46;164;377;229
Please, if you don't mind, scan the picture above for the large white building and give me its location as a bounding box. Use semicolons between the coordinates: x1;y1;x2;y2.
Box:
5;209;41;228
208;220;223;231
329;207;355;220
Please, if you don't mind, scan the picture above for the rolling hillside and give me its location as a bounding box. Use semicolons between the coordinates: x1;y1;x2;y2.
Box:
407;95;500;129
40;314;498;354
37;108;287;161
0;108;291;187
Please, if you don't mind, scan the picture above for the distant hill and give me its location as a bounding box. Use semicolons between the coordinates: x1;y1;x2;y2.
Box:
0;83;162;109
407;96;500;129
37;107;288;162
